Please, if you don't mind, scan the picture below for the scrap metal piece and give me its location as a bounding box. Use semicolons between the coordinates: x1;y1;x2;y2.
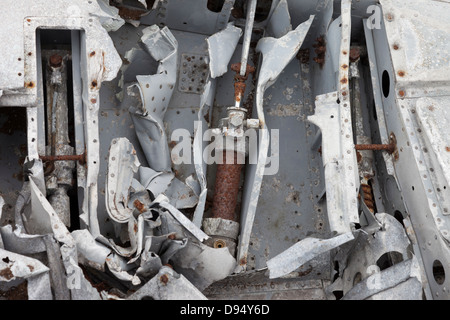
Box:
266;0;292;38
266;232;354;279
105;137;140;224
170;239;237;291
156;195;209;243
130;25;178;173
342;257;423;300
71;229;111;272
207;23;243;78
0;248;52;300
27;179;102;300
191;81;214;227
127;266;207;300
308;92;360;234
236;15;314;273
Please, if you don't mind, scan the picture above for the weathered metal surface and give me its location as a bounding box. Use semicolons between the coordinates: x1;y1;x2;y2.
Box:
0;0;446;301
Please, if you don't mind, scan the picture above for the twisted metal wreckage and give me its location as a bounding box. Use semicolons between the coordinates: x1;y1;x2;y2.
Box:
0;0;448;300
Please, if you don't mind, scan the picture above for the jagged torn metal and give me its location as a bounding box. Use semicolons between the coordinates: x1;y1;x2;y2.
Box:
267;232;354;279
265;0;292;38
235;15;314;273
105;137;140;224
129;25;178;173
207;23;242;78
191;81;213;227
28;179;101;299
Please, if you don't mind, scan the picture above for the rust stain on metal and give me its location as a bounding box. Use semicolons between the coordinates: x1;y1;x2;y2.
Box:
312;36;326;68
89;51;96;57
446;146;450;152
160;274;169;285
168;233;176;240
0;267;14;280
341;64;348;69
393;44;399;50
231;63;256;102
91;80;98;89
239;256;247;266
356;151;362;163
340;77;348;84
117;6;148;20
361;183;375;212
27;265;34;272
90;98;97;104
349;47;360;62
397;70;405;77
296;48;310;63
49;54;63;68
211;152;242;222
398;90;405;97
133;199;145;213
25;81;35;88
297;265;313;277
355;143;395;153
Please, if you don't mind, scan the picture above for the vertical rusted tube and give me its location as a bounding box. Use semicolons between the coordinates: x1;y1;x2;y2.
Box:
211;151;242;221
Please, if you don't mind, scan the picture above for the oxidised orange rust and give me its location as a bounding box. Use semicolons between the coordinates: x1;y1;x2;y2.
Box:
355;143;395;154
49;54;63;68
361;183;375;212
312;36;326;68
399;90;405;97
160;274;169;285
349;47;360;62
446;146;450;152
211;152;242;222
231;63;256;102
133;199;146;213
397;70;405;77
39;152;87;165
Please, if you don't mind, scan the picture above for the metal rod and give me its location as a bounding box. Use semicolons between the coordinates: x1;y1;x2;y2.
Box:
239;0;257;77
355;143;395;153
40;153;86;164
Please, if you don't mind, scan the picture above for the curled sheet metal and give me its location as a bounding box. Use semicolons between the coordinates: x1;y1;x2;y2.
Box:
130;25;178;172
105;137;140;224
191;81;214;227
72;229;111;272
266;232;354;279
207;23;242;78
236;15;314;273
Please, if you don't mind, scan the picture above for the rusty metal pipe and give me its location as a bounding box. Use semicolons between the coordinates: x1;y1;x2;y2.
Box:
40;153;86;164
211;152;242;221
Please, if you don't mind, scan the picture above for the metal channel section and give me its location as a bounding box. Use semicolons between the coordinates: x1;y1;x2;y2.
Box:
0;0;448;300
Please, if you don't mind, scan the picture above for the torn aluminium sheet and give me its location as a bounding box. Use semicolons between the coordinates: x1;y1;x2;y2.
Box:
236;14;315;273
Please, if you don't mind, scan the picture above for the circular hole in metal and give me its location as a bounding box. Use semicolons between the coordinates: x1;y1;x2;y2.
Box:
214;239;226;249
433;260;445;285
